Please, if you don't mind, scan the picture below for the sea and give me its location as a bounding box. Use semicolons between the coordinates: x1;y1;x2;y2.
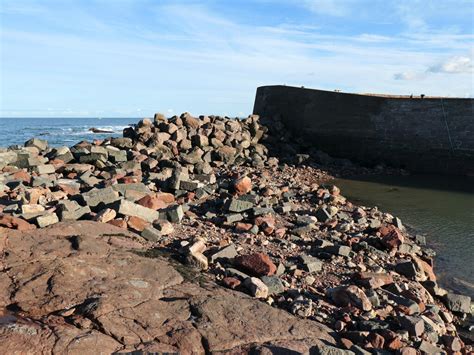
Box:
0;117;135;147
336;174;474;298
1;117;473;298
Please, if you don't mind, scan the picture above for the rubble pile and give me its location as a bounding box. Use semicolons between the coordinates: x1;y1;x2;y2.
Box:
0;113;472;354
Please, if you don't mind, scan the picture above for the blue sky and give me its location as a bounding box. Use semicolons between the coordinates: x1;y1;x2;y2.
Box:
0;0;472;118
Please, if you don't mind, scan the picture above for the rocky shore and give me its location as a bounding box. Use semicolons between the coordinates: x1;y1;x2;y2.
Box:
0;113;472;354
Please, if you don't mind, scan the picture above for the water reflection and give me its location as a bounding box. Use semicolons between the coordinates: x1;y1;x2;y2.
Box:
335;174;474;298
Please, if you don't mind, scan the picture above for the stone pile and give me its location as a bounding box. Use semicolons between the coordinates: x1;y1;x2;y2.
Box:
0;112;472;354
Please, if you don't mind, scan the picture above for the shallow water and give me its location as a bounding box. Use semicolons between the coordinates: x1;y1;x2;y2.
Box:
0;117;135;147
335;174;474;298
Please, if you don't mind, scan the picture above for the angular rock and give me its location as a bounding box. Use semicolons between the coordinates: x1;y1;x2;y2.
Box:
234;253;277;276
379;225;404;250
444;292;471;313
226;198;254;213
126;216;149;232
25;138;48;151
400;315;424;337
136;194;168;210
260;276;285;295
210;244;238;263
315;208;331;222
233;176;252;195
166;205;184;223
328;285;372;311
34;164;56;175
153;220;174;235
355;272;393;289
94;208;117;223
113;199;160;223
141;226;162;241
58;200;91;221
243;277;268;298
300;254;323;273
82;187;120;208
21;204;45;214
36;213;59;228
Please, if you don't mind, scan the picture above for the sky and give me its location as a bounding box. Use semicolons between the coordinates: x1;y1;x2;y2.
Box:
0;0;473;118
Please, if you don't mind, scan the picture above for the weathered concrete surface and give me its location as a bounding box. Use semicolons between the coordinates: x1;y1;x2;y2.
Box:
0;221;336;354
254;85;474;175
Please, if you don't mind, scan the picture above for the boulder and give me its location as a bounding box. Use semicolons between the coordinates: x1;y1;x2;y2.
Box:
234;253;277;276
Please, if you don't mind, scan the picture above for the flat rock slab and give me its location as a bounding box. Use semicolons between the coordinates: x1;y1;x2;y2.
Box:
0;221;336;353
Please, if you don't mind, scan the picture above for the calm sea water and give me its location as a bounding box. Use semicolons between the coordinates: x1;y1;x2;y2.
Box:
0;117;136;147
336;174;474;298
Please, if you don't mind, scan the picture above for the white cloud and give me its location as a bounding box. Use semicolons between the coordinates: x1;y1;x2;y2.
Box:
428;56;473;74
2;1;473;117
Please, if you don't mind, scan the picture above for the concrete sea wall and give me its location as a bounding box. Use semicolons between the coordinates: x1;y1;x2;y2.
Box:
253;85;474;175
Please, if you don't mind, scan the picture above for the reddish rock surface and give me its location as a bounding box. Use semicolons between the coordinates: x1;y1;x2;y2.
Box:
379;225;405;250
234;253;277;276
126;216;150;232
233;176;252;195
0;222;335;353
0;214;36;230
136;194;168;210
356;272;394;289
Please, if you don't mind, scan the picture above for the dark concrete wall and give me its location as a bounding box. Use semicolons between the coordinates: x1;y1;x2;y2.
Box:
253;85;474;175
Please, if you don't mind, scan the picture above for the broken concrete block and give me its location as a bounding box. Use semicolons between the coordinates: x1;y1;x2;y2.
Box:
82;186;120;208
113;199;160;223
36;213;59;228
